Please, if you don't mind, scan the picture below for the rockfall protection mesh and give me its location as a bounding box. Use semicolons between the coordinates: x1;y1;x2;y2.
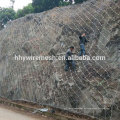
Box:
0;0;120;120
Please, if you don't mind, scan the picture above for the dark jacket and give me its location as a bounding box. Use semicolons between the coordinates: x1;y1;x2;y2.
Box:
79;36;88;45
65;49;72;61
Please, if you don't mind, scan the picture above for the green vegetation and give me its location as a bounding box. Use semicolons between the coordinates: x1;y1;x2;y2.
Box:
32;0;62;13
75;0;88;4
32;0;88;13
0;8;15;24
0;0;88;25
15;4;34;18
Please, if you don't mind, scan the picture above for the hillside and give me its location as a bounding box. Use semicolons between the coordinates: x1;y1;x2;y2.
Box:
0;0;120;119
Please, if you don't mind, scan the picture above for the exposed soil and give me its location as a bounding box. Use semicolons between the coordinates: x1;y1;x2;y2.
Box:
0;106;51;120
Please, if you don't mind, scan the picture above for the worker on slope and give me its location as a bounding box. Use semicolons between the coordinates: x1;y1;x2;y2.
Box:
65;46;76;71
79;33;89;56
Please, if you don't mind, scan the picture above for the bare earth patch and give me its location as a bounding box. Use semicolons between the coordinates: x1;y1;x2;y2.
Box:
0;106;51;120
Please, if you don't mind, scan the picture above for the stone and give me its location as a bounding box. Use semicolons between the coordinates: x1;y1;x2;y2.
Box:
0;0;119;119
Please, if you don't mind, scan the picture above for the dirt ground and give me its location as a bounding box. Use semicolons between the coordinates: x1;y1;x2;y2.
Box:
0;106;89;120
0;106;53;120
0;99;92;120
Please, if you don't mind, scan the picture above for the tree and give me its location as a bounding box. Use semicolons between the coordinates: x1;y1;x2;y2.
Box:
32;0;63;13
16;4;34;18
15;9;24;18
32;0;88;13
63;0;75;4
10;0;15;9
75;0;87;4
59;0;71;6
0;8;15;24
63;0;87;4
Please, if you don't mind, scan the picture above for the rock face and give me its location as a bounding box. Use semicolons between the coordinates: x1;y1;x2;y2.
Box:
0;0;120;119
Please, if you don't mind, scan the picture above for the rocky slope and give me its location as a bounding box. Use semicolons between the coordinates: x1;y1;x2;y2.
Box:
0;0;120;119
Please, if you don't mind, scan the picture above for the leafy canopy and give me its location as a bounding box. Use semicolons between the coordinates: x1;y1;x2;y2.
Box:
16;3;34;18
32;0;88;13
0;0;88;25
0;8;15;24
